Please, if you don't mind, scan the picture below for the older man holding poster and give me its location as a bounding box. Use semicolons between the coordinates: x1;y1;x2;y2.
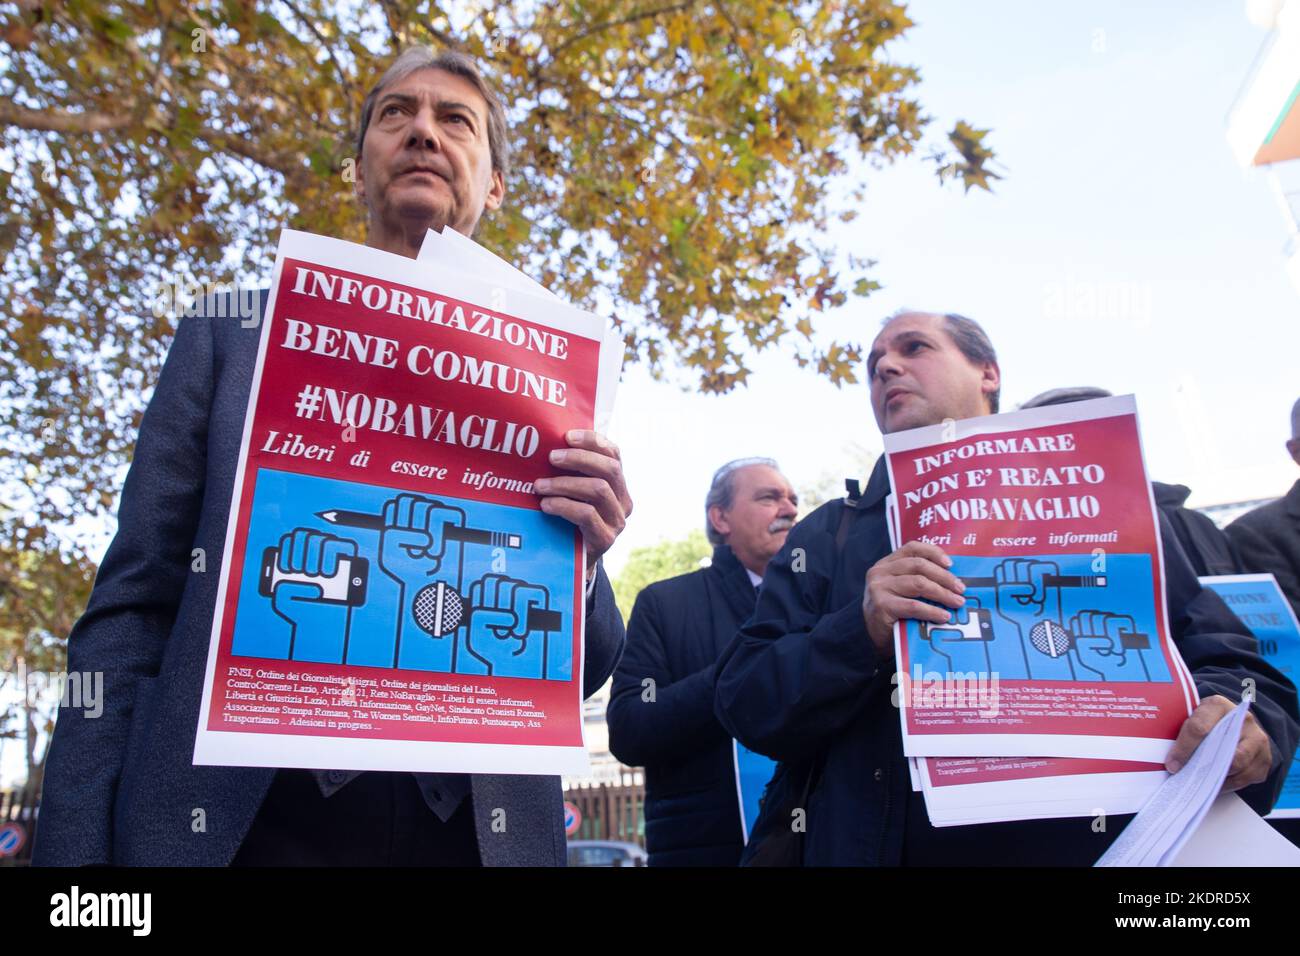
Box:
35;47;631;867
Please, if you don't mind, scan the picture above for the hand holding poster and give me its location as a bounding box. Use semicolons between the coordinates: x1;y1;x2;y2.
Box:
193;230;617;776
884;395;1198;762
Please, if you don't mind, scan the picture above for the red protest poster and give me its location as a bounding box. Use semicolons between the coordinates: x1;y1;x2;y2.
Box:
194;231;614;775
884;395;1198;762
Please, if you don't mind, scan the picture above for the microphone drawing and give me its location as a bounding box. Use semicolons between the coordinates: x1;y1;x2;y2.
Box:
320;495;530;670
1029;619;1073;658
411;577;563;680
412;581;469;638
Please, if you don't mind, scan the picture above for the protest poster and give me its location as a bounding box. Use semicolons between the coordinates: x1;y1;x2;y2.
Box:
1200;573;1300;818
884;395;1198;761
193;230;615;776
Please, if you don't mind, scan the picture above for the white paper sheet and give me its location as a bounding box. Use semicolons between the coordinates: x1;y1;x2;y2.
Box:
418;228;624;433
1096;700;1251;866
1169;792;1300;866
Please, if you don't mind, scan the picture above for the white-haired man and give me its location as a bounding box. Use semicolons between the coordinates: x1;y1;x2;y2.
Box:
608;458;796;865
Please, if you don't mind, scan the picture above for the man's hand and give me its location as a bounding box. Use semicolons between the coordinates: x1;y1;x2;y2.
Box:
534;430;633;575
1165;695;1272;792
862;541;966;659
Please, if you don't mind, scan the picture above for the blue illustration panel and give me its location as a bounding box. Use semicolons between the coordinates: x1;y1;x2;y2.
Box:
907;553;1172;684
230;468;576;681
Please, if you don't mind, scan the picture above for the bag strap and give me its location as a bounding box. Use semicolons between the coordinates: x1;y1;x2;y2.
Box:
797;479;865;812
834;478;864;555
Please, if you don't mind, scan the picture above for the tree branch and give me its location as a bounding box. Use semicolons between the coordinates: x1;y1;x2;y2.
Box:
203;132;303;179
0;99;134;133
275;0;358;130
547;1;698;60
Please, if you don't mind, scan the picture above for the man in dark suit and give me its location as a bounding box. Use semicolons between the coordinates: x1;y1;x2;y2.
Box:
34;46;631;867
607;458;797;865
716;311;1298;865
1228;397;1300;620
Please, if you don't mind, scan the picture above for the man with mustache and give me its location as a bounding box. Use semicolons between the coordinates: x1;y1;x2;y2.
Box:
715;310;1298;865
35;47;631;867
607;458;798;865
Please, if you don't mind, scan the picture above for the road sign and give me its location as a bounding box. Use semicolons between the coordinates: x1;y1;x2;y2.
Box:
563;801;582;837
0;823;27;858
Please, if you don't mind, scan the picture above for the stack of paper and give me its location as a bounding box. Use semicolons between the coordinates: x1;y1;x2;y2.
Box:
916;755;1168;828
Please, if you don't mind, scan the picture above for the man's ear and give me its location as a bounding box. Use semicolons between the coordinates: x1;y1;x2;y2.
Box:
981;361;1001;408
707;505;730;539
1287;437;1300;468
484;168;505;212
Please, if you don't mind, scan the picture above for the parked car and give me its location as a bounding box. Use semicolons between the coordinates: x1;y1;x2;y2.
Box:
566;840;647;867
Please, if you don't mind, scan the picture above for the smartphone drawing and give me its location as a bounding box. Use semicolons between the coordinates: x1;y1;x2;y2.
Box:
259;547;369;606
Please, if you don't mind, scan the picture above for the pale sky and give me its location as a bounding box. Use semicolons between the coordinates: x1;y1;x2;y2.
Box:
601;0;1300;575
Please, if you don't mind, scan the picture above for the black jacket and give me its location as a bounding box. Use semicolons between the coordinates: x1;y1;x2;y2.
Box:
1228;479;1300;621
607;545;758;866
715;459;1300;866
1153;481;1242;577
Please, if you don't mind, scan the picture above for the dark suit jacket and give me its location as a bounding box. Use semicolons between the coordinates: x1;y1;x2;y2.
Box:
1153;481;1242;577
606;545;757;866
1228;479;1300;621
33;292;625;866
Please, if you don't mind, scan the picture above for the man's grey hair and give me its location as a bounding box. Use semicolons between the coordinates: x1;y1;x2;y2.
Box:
355;46;512;179
705;458;780;547
1291;397;1300;440
883;310;1001;414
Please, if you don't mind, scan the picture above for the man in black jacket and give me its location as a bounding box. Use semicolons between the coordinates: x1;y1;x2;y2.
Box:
716;311;1299;865
1228;398;1300;620
607;458;797;865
